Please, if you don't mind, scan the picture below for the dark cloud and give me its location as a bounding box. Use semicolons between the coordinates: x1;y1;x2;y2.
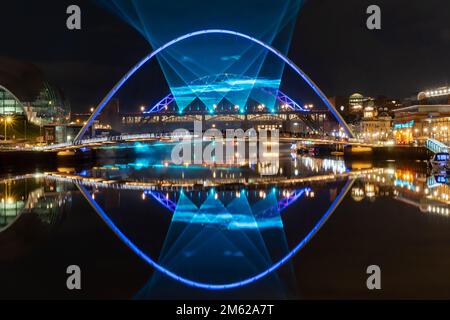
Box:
293;0;450;97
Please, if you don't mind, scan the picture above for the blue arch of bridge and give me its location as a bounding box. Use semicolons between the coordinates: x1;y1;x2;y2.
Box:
74;29;354;142
77;179;354;290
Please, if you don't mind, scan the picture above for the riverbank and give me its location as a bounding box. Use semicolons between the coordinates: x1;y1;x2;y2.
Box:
343;145;431;160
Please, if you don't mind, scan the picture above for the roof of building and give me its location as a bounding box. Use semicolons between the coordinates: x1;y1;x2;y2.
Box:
393;105;450;113
350;93;364;99
0;56;44;102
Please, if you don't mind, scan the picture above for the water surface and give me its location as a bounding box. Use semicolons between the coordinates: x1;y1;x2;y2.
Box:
1;143;449;299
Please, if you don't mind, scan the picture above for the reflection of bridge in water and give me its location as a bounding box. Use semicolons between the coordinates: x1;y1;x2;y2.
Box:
2;163;449;291
0;171;356;290
43;168;378;191
75;178;354;290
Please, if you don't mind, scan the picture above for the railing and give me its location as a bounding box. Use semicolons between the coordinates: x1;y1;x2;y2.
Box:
426;138;449;154
36;132;373;152
34;133;167;151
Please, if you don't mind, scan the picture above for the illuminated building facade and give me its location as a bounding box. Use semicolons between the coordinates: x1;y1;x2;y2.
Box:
350;169;450;215
393;105;450;145
349;93;373;112
0;86;24;115
0;57;70;125
417;86;450;105
357;107;392;142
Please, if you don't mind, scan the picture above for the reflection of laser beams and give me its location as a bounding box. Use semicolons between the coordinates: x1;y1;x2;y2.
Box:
277;188;310;212
145;188;310;216
145;191;177;212
143;188;310;230
76;179;354;290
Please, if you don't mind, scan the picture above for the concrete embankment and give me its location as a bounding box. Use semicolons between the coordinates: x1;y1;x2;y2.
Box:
0;149;96;172
343;145;431;160
0;150;57;168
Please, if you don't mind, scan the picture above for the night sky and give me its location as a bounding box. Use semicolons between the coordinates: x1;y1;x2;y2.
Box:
0;0;449;112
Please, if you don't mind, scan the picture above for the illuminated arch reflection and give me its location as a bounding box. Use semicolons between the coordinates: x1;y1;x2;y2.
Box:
76;179;354;290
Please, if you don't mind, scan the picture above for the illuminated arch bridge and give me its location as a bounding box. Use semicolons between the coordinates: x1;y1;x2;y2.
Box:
137;81;326;132
75;29;354;143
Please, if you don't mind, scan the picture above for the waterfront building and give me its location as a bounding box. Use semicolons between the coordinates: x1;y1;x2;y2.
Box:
0;57;70;126
43;124;83;144
417;86;450;105
393;105;450;145
331;94;401;117
357;106;393;143
403;86;450;107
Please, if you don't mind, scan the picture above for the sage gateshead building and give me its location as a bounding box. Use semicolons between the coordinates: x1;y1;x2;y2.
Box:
0;57;70;125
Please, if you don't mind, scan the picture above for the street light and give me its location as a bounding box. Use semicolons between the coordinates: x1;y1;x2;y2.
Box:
2;116;13;141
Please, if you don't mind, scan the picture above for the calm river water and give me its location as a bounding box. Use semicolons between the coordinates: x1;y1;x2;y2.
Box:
0;142;449;299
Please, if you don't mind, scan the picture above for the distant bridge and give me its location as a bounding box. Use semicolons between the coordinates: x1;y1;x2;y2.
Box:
137;89;327;133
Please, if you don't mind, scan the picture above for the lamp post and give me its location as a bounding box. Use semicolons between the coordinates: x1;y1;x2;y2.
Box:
5;116;12;141
2;117;12;141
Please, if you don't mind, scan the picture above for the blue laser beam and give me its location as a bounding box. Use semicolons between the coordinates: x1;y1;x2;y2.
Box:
75;29;354;142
